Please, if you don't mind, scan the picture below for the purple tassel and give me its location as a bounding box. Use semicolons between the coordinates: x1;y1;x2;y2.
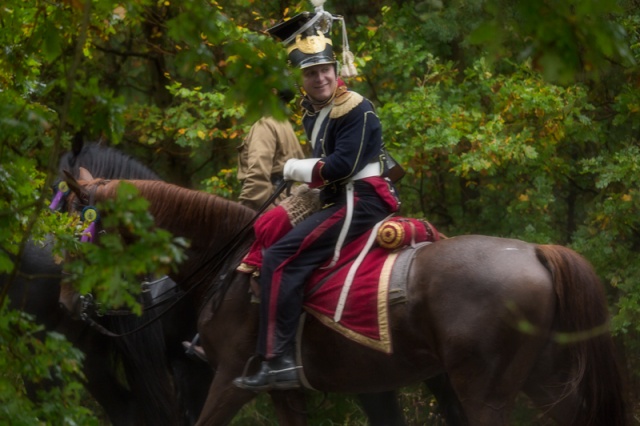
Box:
49;190;64;211
81;222;96;243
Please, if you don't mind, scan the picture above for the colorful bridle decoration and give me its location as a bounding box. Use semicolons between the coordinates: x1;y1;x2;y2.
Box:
49;180;70;211
80;205;100;243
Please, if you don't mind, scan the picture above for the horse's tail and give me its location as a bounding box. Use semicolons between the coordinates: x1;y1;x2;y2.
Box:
536;244;628;426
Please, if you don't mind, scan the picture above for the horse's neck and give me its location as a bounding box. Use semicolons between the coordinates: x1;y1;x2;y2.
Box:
135;181;253;250
172;246;249;308
123;181;255;298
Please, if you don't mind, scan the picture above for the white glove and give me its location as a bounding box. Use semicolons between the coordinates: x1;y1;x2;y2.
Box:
283;158;320;183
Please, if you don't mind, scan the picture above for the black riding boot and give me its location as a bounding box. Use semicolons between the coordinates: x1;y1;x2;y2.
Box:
233;352;301;392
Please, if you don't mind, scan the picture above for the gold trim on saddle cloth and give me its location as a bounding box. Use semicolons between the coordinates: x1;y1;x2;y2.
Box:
304;251;399;354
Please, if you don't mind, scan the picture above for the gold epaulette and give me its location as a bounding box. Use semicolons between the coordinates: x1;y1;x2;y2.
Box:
330;91;364;118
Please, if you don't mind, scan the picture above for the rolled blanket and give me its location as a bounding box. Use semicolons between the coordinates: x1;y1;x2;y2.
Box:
376;217;439;250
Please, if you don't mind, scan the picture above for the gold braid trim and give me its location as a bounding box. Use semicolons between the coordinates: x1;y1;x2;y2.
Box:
330;90;364;118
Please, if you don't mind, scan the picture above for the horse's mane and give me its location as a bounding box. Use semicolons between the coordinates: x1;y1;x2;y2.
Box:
59;142;161;181
96;180;255;250
91;179;256;311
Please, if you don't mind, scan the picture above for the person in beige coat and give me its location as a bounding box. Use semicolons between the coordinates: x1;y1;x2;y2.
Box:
237;91;305;210
183;91;304;362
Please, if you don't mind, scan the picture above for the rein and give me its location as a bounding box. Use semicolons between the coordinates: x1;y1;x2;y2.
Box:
77;180;290;338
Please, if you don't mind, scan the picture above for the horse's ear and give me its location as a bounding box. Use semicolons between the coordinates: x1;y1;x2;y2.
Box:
78;167;94;181
72;132;84;156
63;169;89;202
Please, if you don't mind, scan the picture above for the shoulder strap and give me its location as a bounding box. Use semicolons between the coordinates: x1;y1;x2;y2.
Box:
310;104;333;149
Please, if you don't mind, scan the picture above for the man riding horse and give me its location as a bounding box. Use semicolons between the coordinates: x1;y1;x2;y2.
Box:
233;4;400;392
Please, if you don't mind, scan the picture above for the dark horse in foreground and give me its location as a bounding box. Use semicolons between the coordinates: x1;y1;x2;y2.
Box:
2;141;212;425
65;173;629;426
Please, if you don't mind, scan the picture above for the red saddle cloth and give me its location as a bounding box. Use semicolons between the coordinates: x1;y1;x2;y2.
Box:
303;217;439;353
239;208;439;354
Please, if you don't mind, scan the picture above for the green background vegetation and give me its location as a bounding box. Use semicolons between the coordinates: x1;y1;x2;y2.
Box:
1;0;639;423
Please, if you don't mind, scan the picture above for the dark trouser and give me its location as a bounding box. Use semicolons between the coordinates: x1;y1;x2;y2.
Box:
257;183;391;358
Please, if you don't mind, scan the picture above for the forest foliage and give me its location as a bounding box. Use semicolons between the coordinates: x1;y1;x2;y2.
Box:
1;0;639;423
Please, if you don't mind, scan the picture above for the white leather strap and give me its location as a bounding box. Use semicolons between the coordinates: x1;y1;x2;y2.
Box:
352;161;381;180
322;181;354;270
320;162;381;269
334;215;391;322
310;104;332;149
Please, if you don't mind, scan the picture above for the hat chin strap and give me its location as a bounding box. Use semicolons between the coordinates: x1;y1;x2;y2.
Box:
301;84;337;110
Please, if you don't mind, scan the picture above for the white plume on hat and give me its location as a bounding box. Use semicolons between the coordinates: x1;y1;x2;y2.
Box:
310;0;326;10
309;0;358;78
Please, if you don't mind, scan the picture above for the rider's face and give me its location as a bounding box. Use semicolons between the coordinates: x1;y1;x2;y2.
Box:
301;64;337;107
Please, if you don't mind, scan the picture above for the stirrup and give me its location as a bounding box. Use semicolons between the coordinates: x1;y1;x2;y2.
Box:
238;354;262;381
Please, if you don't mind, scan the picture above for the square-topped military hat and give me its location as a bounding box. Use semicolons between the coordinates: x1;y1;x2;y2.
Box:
267;11;336;69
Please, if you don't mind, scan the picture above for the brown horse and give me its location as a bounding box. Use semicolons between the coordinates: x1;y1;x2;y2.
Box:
65;173;629;426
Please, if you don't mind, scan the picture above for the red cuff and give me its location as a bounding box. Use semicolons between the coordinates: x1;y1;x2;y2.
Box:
309;161;326;188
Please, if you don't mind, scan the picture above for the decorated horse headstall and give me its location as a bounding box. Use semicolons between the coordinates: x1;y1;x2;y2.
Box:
49;180;71;211
51;177;102;243
61;172;110;244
